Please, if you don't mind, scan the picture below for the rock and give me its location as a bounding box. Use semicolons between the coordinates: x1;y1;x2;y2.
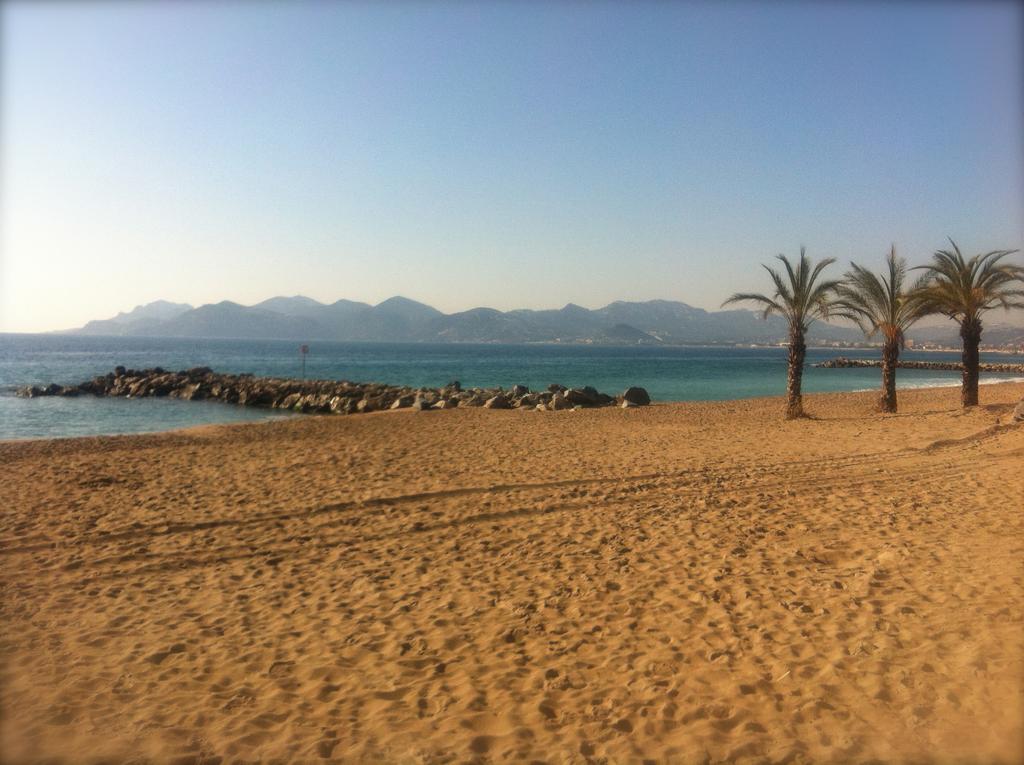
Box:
239;388;274;407
17;365;640;420
549;391;572;410
565;388;598;407
298;394;330;413
276;392;301;409
1014;398;1024;422
816;357;1024;374
173;383;206;401
621;387;651;406
621;399;640;408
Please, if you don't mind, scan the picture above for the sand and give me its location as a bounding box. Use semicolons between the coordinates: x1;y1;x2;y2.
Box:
1;382;1023;764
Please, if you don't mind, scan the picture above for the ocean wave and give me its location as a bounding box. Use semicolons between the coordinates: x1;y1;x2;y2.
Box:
851;377;1024;393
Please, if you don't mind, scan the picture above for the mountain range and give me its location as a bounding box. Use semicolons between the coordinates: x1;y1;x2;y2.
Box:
66;296;1024;347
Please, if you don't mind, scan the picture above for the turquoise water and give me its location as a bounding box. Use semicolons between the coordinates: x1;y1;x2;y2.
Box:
1;333;1021;440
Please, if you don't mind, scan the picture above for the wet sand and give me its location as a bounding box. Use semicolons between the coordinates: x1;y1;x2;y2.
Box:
2;382;1023;763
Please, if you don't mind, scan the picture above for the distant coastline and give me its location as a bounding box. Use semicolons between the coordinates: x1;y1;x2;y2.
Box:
25;331;1024;354
49;295;1024;350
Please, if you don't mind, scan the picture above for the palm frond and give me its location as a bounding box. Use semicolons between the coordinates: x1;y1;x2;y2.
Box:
725;248;839;334
837;247;926;348
914;240;1024;323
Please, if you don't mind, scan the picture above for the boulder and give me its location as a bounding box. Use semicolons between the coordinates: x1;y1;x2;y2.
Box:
239;388;274;407
1014;398;1024;422
510;384;530;398
565;388;598;407
484;394;511;410
304;394;331;413
549;392;572;411
390;394;415;410
278;392;302;409
172;383;206;401
412;396;433;411
621;386;651;406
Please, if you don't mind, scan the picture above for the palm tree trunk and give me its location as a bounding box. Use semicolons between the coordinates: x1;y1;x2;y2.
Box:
960;317;982;407
878;340;899;413
785;327;806;419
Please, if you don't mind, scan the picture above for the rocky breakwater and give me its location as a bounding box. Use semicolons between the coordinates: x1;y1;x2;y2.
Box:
16;366;652;414
815;357;1024;374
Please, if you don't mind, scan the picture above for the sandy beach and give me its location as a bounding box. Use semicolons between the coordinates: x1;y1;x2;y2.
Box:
1;382;1022;764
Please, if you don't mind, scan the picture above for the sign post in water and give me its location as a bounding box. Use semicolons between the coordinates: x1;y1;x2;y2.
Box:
299;344;309;379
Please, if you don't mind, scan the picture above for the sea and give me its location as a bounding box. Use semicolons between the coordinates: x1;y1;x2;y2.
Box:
1;333;1022;441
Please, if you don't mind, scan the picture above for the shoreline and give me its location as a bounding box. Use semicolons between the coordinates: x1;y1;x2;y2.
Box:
6;328;1024;353
3;379;1022;446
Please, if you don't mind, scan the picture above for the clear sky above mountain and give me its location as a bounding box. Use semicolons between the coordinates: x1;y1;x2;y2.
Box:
2;0;1022;332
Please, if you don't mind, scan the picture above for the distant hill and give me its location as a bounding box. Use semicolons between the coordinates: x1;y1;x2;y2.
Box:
66;295;1024;346
72;300;193;336
908;320;1024;349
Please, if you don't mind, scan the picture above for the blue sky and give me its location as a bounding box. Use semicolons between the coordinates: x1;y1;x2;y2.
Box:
2;0;1022;331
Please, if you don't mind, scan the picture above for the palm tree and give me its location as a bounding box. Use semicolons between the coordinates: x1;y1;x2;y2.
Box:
832;246;928;413
724;248;841;419
914;240;1023;407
